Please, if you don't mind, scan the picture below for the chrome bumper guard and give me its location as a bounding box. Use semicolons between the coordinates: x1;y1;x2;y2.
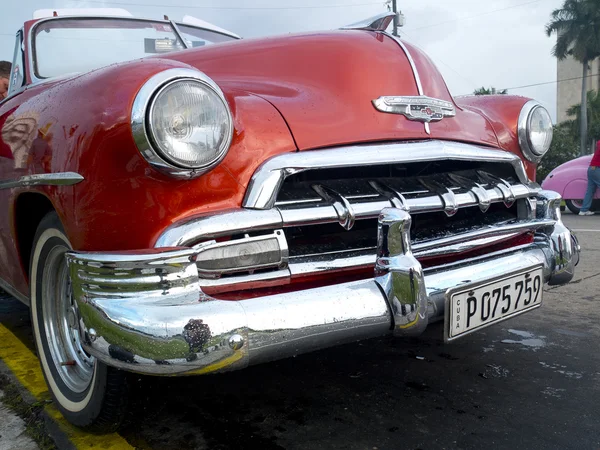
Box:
66;190;579;376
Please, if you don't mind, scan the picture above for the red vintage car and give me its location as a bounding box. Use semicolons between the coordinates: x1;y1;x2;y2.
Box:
0;9;580;430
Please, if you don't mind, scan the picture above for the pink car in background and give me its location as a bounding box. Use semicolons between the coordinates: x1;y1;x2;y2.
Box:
542;155;600;213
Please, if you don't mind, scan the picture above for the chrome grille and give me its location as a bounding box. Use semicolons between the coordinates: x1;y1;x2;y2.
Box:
155;141;546;295
275;168;526;226
200;167;542;294
276;167;540;280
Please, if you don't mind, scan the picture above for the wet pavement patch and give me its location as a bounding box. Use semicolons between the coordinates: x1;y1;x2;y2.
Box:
500;329;546;349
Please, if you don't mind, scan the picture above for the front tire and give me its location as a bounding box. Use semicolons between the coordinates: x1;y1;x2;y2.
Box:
566;199;583;214
30;212;129;431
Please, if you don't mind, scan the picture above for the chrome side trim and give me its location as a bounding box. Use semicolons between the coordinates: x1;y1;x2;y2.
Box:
242;140;534;210
0;277;29;305
341;12;397;32
0;172;84;190
131;68;234;179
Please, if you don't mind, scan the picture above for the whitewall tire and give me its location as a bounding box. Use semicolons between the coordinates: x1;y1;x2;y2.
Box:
30;212;129;431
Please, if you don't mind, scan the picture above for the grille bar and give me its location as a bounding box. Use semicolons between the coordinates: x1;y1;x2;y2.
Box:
277;177;535;228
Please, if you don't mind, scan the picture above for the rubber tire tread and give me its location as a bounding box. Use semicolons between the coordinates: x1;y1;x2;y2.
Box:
30;211;130;432
565;200;582;215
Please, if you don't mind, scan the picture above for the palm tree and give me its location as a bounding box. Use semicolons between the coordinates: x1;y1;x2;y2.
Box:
473;87;507;95
546;0;600;156
566;89;600;141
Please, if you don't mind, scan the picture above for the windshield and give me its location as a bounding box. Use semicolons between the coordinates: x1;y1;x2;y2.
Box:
33;18;236;79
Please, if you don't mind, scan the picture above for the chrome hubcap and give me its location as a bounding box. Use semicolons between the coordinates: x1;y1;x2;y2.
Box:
42;245;94;393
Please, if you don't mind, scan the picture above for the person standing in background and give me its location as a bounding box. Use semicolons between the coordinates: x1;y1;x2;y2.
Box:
0;61;11;100
579;141;600;216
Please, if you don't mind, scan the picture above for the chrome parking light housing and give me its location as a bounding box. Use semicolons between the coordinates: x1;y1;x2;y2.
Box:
518;100;553;163
131;67;234;179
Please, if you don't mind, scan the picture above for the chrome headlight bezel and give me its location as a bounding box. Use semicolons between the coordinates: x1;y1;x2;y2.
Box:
131;68;234;179
518;100;553;164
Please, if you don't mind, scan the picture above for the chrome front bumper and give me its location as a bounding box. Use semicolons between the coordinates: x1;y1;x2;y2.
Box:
67;191;579;376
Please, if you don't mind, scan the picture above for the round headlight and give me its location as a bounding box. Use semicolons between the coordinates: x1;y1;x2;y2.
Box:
518;101;553;163
131;68;233;178
149;80;231;169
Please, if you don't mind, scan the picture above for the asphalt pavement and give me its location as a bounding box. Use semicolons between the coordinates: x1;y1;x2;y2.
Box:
1;211;599;450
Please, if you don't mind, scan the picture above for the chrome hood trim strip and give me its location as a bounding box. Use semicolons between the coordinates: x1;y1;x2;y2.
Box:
0;172;84;190
382;32;431;134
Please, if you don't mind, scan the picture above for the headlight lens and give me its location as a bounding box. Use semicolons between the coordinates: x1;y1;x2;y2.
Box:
149;79;232;169
528;106;553;156
518;101;553;163
131;68;233;178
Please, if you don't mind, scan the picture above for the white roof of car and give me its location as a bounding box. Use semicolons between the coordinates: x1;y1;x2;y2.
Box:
181;15;240;39
33;8;133;19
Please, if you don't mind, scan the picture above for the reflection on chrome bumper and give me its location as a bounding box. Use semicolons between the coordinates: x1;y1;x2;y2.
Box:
66;190;579;376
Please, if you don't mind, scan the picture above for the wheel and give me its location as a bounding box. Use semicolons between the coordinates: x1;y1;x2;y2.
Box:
30;212;129;431
565;199;584;214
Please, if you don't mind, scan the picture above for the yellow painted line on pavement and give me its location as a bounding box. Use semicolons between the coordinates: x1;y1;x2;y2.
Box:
186;350;245;376
0;324;134;449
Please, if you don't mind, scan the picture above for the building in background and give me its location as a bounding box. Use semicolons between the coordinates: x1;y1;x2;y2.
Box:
557;55;600;123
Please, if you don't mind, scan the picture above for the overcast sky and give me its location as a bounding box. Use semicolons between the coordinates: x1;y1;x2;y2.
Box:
1;0;564;121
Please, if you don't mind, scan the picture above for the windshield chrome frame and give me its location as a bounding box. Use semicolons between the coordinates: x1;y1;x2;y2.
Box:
27;15;238;83
0;28;26;104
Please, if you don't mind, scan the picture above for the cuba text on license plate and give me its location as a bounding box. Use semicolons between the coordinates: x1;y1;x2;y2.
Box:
447;266;543;341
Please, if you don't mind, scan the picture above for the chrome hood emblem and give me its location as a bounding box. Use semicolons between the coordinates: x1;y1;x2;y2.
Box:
372;96;456;123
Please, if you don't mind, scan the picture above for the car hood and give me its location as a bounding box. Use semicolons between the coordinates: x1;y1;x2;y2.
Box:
165;31;499;150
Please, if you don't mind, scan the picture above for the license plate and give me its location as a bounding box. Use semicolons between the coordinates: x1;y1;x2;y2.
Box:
445;265;544;342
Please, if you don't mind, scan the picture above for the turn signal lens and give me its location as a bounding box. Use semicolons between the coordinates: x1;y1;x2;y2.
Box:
195;232;288;275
